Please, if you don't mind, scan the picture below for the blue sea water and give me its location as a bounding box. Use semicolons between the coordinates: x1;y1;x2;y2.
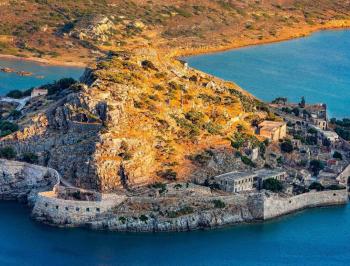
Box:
0;58;84;95
0;201;349;266
186;30;350;118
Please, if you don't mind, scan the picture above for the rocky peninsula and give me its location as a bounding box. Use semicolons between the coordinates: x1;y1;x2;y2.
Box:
0;1;350;232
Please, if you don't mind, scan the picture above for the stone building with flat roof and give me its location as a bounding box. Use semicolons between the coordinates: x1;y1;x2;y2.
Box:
213;169;288;193
258;121;287;142
214;171;255;193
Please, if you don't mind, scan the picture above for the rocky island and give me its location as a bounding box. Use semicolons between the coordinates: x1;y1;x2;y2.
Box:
0;0;350;232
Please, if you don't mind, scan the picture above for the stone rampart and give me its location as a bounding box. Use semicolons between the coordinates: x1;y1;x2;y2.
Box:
263;189;348;220
336;163;350;185
32;190;126;226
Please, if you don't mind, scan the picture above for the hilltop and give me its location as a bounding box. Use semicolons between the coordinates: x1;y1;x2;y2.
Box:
1;49;271;191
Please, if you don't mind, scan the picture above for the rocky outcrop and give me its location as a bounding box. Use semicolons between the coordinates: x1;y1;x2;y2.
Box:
0;159;59;201
70;15;114;43
1;50;265;192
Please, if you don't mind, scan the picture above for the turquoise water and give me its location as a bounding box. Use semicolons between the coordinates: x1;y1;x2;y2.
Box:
1;201;349;266
0;58;84;95
186;30;350;118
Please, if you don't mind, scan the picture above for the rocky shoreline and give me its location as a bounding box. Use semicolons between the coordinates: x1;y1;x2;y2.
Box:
0;159;347;232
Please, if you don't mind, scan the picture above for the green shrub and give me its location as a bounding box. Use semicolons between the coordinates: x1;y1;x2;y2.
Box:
157;169;177;180
241;156;256;167
310;160;324;176
333;151;343;160
21;152;38;164
6;90;23;99
10;110;21;120
185;110;204;126
139;214;148;222
189;150;212;166
262;178;283;192
204;122;222;135
212;199;226;209
0;121;19;137
118;216;126;224
309;182;324;191
40;78;77;95
167;206;193;218
150;182;167;194
280;141;293;153
0;146;16;159
327;184;345;190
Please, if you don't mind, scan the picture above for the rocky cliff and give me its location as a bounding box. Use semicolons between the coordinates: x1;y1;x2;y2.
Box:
1;49;266;192
0;159;59;201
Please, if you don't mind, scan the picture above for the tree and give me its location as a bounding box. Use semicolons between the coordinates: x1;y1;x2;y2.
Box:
310;160;324;176
299;96;306;108
0;146;16;159
272;97;287;104
333;151;343;160
280;141;293;153
6;90;23;99
292;107;300;116
21;152;38;164
309;182;324;191
323;138;331;147
262;178;283;192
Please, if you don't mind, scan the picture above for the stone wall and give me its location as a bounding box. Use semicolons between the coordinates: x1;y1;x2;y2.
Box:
336;163;350;185
263;189;348;220
32;191;126;226
0;159;59;201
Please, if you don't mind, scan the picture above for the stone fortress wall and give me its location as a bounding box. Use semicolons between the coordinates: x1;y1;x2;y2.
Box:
263;189;348;220
32;188;126;225
336;163;350;185
0;159;348;230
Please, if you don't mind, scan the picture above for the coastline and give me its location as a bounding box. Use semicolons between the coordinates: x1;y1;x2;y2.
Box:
173;20;350;58
0;54;87;68
1;20;350;68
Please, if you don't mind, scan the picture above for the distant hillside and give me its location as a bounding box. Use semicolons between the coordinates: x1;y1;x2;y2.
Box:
0;0;350;63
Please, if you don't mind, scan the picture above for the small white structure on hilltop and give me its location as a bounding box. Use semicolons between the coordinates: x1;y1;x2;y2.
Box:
31;88;48;98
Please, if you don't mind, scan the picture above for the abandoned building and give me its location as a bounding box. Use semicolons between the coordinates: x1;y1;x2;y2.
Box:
31;88;48;98
258;121;287;142
214;171;255;193
213;169;288;193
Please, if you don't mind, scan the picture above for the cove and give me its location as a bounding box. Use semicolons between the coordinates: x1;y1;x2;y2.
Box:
186;30;350;119
0;201;349;266
0;58;84;95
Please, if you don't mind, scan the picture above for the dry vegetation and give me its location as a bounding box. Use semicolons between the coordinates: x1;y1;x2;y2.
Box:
1;0;350;191
0;0;350;63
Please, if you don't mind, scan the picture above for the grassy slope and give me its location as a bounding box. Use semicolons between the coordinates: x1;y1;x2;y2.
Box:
0;0;350;64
